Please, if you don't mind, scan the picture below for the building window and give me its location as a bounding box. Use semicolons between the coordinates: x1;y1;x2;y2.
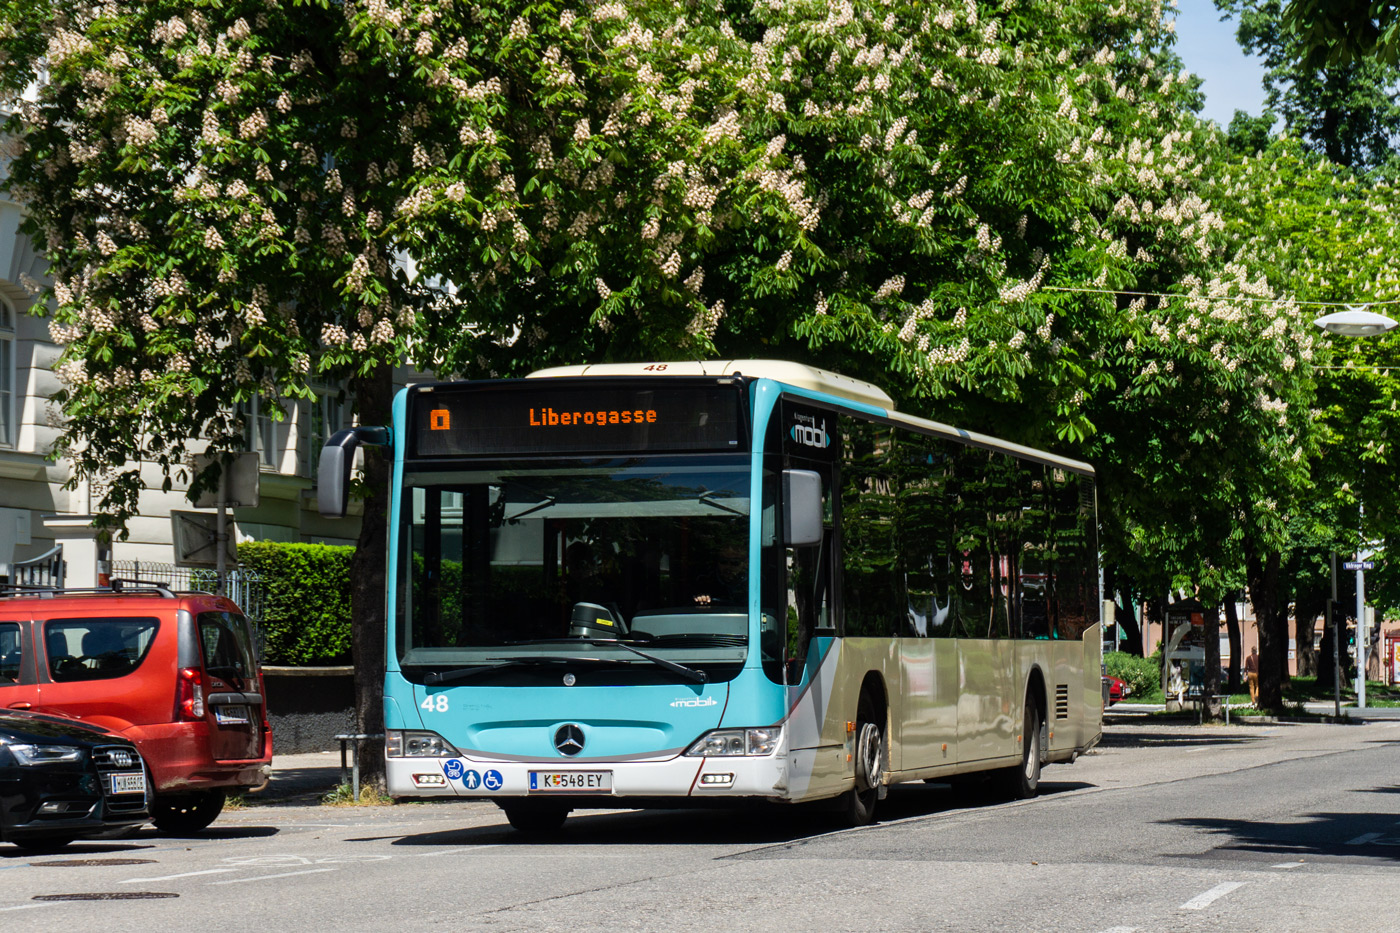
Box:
300;386;348;478
237;397;280;470
0;297;13;448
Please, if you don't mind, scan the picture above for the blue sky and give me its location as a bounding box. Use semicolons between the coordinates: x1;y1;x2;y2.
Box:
1171;0;1268;127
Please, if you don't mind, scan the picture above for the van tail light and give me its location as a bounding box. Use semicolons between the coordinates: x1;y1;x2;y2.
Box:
175;667;205;721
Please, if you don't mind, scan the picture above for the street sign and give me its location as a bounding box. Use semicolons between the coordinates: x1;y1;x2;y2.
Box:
1343;561;1375;571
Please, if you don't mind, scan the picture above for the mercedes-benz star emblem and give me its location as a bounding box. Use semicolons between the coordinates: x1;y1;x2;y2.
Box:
554;724;586;757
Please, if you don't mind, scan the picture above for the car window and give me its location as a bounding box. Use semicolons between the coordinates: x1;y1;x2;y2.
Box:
44;618;159;682
0;622;20;684
197;612;257;685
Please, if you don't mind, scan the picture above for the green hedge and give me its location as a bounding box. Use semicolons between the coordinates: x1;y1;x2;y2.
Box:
1105;650;1161;701
239;541;354;666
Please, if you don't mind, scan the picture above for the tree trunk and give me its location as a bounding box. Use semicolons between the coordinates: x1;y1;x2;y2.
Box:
349;362;394;789
1293;594;1324;678
1224;595;1243;694
1245;548;1286;711
1112;592;1143;656
1203;600;1222;721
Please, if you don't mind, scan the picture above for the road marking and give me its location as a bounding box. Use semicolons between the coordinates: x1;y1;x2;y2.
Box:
208;868;337;885
1180;882;1247;910
1271;863;1305;869
1095;927;1137;932
0;904;55;913
410;844;501;858
1346;832;1383;845
121;868;238;883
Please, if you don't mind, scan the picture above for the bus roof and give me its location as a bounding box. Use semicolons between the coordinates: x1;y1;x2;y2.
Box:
527;360;895;409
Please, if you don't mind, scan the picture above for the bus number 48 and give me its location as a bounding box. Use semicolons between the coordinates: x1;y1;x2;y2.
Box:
421;695;449;713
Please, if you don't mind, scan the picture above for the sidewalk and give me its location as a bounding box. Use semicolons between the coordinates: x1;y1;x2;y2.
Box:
247;750;346;803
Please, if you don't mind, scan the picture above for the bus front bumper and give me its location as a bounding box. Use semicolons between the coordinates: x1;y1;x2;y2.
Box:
386;753;790;800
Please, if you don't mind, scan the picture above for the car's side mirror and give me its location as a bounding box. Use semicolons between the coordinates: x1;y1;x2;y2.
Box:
782;469;823;547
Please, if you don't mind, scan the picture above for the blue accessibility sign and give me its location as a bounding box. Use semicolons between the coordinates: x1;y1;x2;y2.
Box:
462;769;481;790
443;760;464;781
482;770;503;791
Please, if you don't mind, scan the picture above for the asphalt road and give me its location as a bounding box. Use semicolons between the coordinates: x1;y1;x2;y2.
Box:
4;716;1400;932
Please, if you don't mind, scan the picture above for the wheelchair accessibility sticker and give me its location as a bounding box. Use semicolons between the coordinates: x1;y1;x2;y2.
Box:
483;770;503;791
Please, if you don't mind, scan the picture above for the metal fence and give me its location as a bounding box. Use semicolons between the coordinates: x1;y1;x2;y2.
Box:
15;545;66;587
110;560;266;623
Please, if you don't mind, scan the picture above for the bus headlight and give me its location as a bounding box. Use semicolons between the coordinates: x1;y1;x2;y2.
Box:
685;726;782;757
386;730;461;758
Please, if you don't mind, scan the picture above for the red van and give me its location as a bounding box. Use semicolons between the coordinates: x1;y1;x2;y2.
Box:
0;581;271;833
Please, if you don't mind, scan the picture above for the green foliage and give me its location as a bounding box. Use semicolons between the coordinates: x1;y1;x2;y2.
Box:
1220;0;1400;171
238;541;353;666
1105;650;1162;701
1283;0;1400;70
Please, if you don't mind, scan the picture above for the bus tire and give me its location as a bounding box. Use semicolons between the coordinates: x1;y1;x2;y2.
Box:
837;692;884;827
500;802;570;833
1000;700;1043;800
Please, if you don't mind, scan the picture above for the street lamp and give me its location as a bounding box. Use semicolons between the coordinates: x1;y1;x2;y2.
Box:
1314;305;1398;709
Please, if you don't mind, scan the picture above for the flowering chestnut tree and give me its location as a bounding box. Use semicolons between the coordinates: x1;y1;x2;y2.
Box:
1;0;1334;723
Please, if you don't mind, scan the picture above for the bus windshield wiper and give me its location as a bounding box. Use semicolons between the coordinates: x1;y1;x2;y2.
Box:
584;639;707;684
423;656;611;685
697;490;746;516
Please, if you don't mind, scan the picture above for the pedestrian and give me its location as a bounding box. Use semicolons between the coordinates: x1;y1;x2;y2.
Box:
1244;646;1260;707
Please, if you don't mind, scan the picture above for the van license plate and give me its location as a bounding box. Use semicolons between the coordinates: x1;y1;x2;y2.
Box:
215;705;249;725
529;771;612;793
109;771;146;795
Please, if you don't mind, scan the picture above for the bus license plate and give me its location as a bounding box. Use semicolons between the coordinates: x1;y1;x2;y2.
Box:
109;771;146;795
215;705;249;725
529;771;612;793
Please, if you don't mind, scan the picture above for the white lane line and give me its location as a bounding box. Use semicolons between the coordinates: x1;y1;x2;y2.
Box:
410;844;501;857
0;904;56;913
1180;882;1247;910
1346;832;1383;845
1271;862;1305;869
208;868;336;885
120;868;238;884
1095;927;1137;932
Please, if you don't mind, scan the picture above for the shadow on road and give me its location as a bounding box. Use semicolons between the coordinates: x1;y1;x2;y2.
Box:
1098;729;1259;750
382;777;1095;848
1165;810;1400;863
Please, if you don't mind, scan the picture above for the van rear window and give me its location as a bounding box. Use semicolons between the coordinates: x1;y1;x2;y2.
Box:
44;618;159;682
197;613;257;687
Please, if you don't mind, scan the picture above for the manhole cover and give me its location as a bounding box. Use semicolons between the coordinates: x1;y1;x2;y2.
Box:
34;859;158;868
33;892;178;901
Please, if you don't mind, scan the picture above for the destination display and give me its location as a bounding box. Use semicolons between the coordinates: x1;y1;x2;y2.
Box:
410;382;745;457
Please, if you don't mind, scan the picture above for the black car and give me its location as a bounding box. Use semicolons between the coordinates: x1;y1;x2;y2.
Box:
0;708;149;851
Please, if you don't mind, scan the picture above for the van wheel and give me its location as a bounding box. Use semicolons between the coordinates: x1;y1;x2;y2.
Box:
835;692;884;827
500;802;570;833
152;790;226;834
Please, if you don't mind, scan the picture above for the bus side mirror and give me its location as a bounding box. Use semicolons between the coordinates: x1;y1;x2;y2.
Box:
318;427;390;518
782;469;823;547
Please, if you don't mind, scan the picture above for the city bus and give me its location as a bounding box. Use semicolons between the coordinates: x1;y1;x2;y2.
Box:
318;360;1104;830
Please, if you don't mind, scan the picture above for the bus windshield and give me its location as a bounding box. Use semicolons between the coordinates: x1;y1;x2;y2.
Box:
398;457;752;681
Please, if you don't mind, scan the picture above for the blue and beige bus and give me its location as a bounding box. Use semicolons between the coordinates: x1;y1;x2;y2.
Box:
319;360;1103;830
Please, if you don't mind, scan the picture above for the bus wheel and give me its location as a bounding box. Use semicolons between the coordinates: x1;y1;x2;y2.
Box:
1001;700;1043;800
500;802;570;833
838;695;883;827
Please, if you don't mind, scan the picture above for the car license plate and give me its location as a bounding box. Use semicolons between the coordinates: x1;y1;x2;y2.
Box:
109;771;146;795
215;705;249;725
529;771;612;793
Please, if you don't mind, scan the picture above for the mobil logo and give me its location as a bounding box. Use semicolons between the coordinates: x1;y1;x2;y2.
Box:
790;417;830;450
